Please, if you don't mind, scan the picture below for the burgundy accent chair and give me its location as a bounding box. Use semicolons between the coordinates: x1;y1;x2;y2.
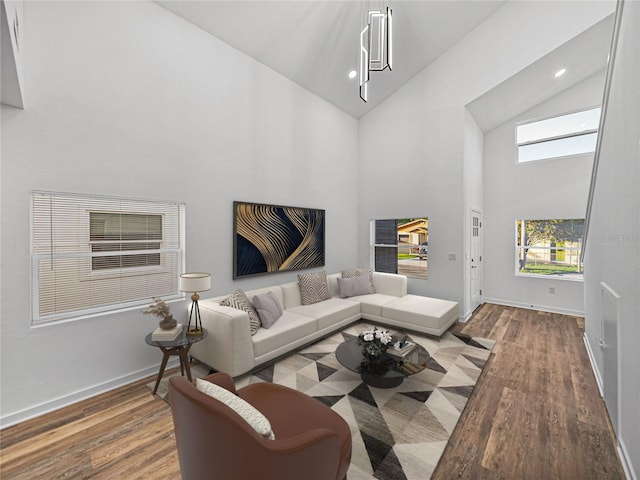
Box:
169;373;352;480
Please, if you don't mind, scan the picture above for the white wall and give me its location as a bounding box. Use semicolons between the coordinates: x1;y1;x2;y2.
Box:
357;1;614;308
482;71;606;316
583;1;640;476
0;1;357;426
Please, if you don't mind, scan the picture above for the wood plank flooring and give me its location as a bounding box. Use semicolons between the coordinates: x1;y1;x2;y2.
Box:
433;304;625;480
0;303;626;479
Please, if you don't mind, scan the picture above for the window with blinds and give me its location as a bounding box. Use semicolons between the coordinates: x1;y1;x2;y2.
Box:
89;213;162;270
31;191;185;325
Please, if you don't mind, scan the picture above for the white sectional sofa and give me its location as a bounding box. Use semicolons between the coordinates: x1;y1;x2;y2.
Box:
189;271;459;377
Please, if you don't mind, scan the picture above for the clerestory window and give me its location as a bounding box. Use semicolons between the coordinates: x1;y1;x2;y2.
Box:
516;107;601;163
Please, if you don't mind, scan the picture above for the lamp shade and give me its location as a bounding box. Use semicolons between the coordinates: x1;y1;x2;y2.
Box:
179;272;211;293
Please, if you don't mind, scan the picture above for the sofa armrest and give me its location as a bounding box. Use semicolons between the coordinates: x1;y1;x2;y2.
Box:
372;272;407;297
189;300;255;377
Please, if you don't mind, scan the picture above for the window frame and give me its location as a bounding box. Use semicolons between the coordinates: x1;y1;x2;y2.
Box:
515;106;601;164
31;191;186;326
370;218;428;280
87;211;166;277
515;218;584;282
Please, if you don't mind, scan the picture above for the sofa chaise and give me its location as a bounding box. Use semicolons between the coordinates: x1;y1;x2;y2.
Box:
190;271;459;377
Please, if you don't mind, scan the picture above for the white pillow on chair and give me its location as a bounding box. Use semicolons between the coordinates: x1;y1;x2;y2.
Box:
196;379;275;440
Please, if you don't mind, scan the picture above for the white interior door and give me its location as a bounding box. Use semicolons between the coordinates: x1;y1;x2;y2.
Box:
470;210;482;311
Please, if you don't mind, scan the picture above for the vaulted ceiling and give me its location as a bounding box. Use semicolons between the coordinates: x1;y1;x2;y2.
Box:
156;0;507;118
155;1;612;123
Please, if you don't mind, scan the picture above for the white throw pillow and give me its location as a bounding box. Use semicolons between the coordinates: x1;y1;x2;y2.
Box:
196;378;275;440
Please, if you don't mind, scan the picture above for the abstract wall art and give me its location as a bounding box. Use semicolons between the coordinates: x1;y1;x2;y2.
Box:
233;201;325;278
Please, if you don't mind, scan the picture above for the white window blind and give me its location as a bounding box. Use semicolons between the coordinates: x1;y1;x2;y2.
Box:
31;191;185;325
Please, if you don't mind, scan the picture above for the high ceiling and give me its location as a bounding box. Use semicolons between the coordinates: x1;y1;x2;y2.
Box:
156;0;507;118
468;14;613;132
155;1;612;123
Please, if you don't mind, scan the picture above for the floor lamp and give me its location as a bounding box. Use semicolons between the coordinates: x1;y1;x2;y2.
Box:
179;272;211;336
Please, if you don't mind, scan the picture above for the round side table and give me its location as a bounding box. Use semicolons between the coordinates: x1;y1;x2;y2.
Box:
145;328;207;395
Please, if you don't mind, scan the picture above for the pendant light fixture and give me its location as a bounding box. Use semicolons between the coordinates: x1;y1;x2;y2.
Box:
359;4;393;102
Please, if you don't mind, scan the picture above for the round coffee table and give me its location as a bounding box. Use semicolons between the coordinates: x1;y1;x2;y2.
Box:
335;334;430;388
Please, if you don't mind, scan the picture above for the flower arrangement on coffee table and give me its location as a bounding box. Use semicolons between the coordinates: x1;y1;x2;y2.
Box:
358;327;393;359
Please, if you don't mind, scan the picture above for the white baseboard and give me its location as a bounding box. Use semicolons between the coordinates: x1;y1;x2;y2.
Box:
459;310;473;323
482;297;584;317
0;360;179;429
583;332;604;397
619;437;638;480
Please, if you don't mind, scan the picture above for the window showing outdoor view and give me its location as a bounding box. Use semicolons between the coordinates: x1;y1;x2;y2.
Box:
516;107;601;163
516;219;584;279
372;218;428;279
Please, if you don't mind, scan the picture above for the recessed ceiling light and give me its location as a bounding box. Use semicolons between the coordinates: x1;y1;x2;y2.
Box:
348;70;357;79
554;68;567;78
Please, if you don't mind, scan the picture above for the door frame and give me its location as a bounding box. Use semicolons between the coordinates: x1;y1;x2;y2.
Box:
470;209;483;312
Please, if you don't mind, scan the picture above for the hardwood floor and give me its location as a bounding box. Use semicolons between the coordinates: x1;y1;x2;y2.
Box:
433;303;625;480
0;304;625;479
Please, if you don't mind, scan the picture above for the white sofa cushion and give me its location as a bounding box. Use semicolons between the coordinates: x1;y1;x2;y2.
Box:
326;273;341;298
251;311;317;357
288;297;361;331
381;294;459;330
372;272;407;297
347;293;400;317
281;281;303;309
245;286;285;309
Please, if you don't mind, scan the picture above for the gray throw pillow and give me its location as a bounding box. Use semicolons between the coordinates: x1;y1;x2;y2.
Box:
298;271;331;305
342;267;376;292
337;273;376;298
252;291;283;329
219;289;261;335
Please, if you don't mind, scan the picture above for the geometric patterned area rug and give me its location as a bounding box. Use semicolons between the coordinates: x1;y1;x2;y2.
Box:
235;322;495;480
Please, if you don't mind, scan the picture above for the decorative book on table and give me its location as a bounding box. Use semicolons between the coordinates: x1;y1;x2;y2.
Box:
151;324;183;341
388;341;416;359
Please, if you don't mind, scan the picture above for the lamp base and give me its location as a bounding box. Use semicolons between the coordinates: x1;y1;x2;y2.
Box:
186;328;204;337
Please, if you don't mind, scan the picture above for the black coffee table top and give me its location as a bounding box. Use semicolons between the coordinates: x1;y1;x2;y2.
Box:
335;333;430;388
